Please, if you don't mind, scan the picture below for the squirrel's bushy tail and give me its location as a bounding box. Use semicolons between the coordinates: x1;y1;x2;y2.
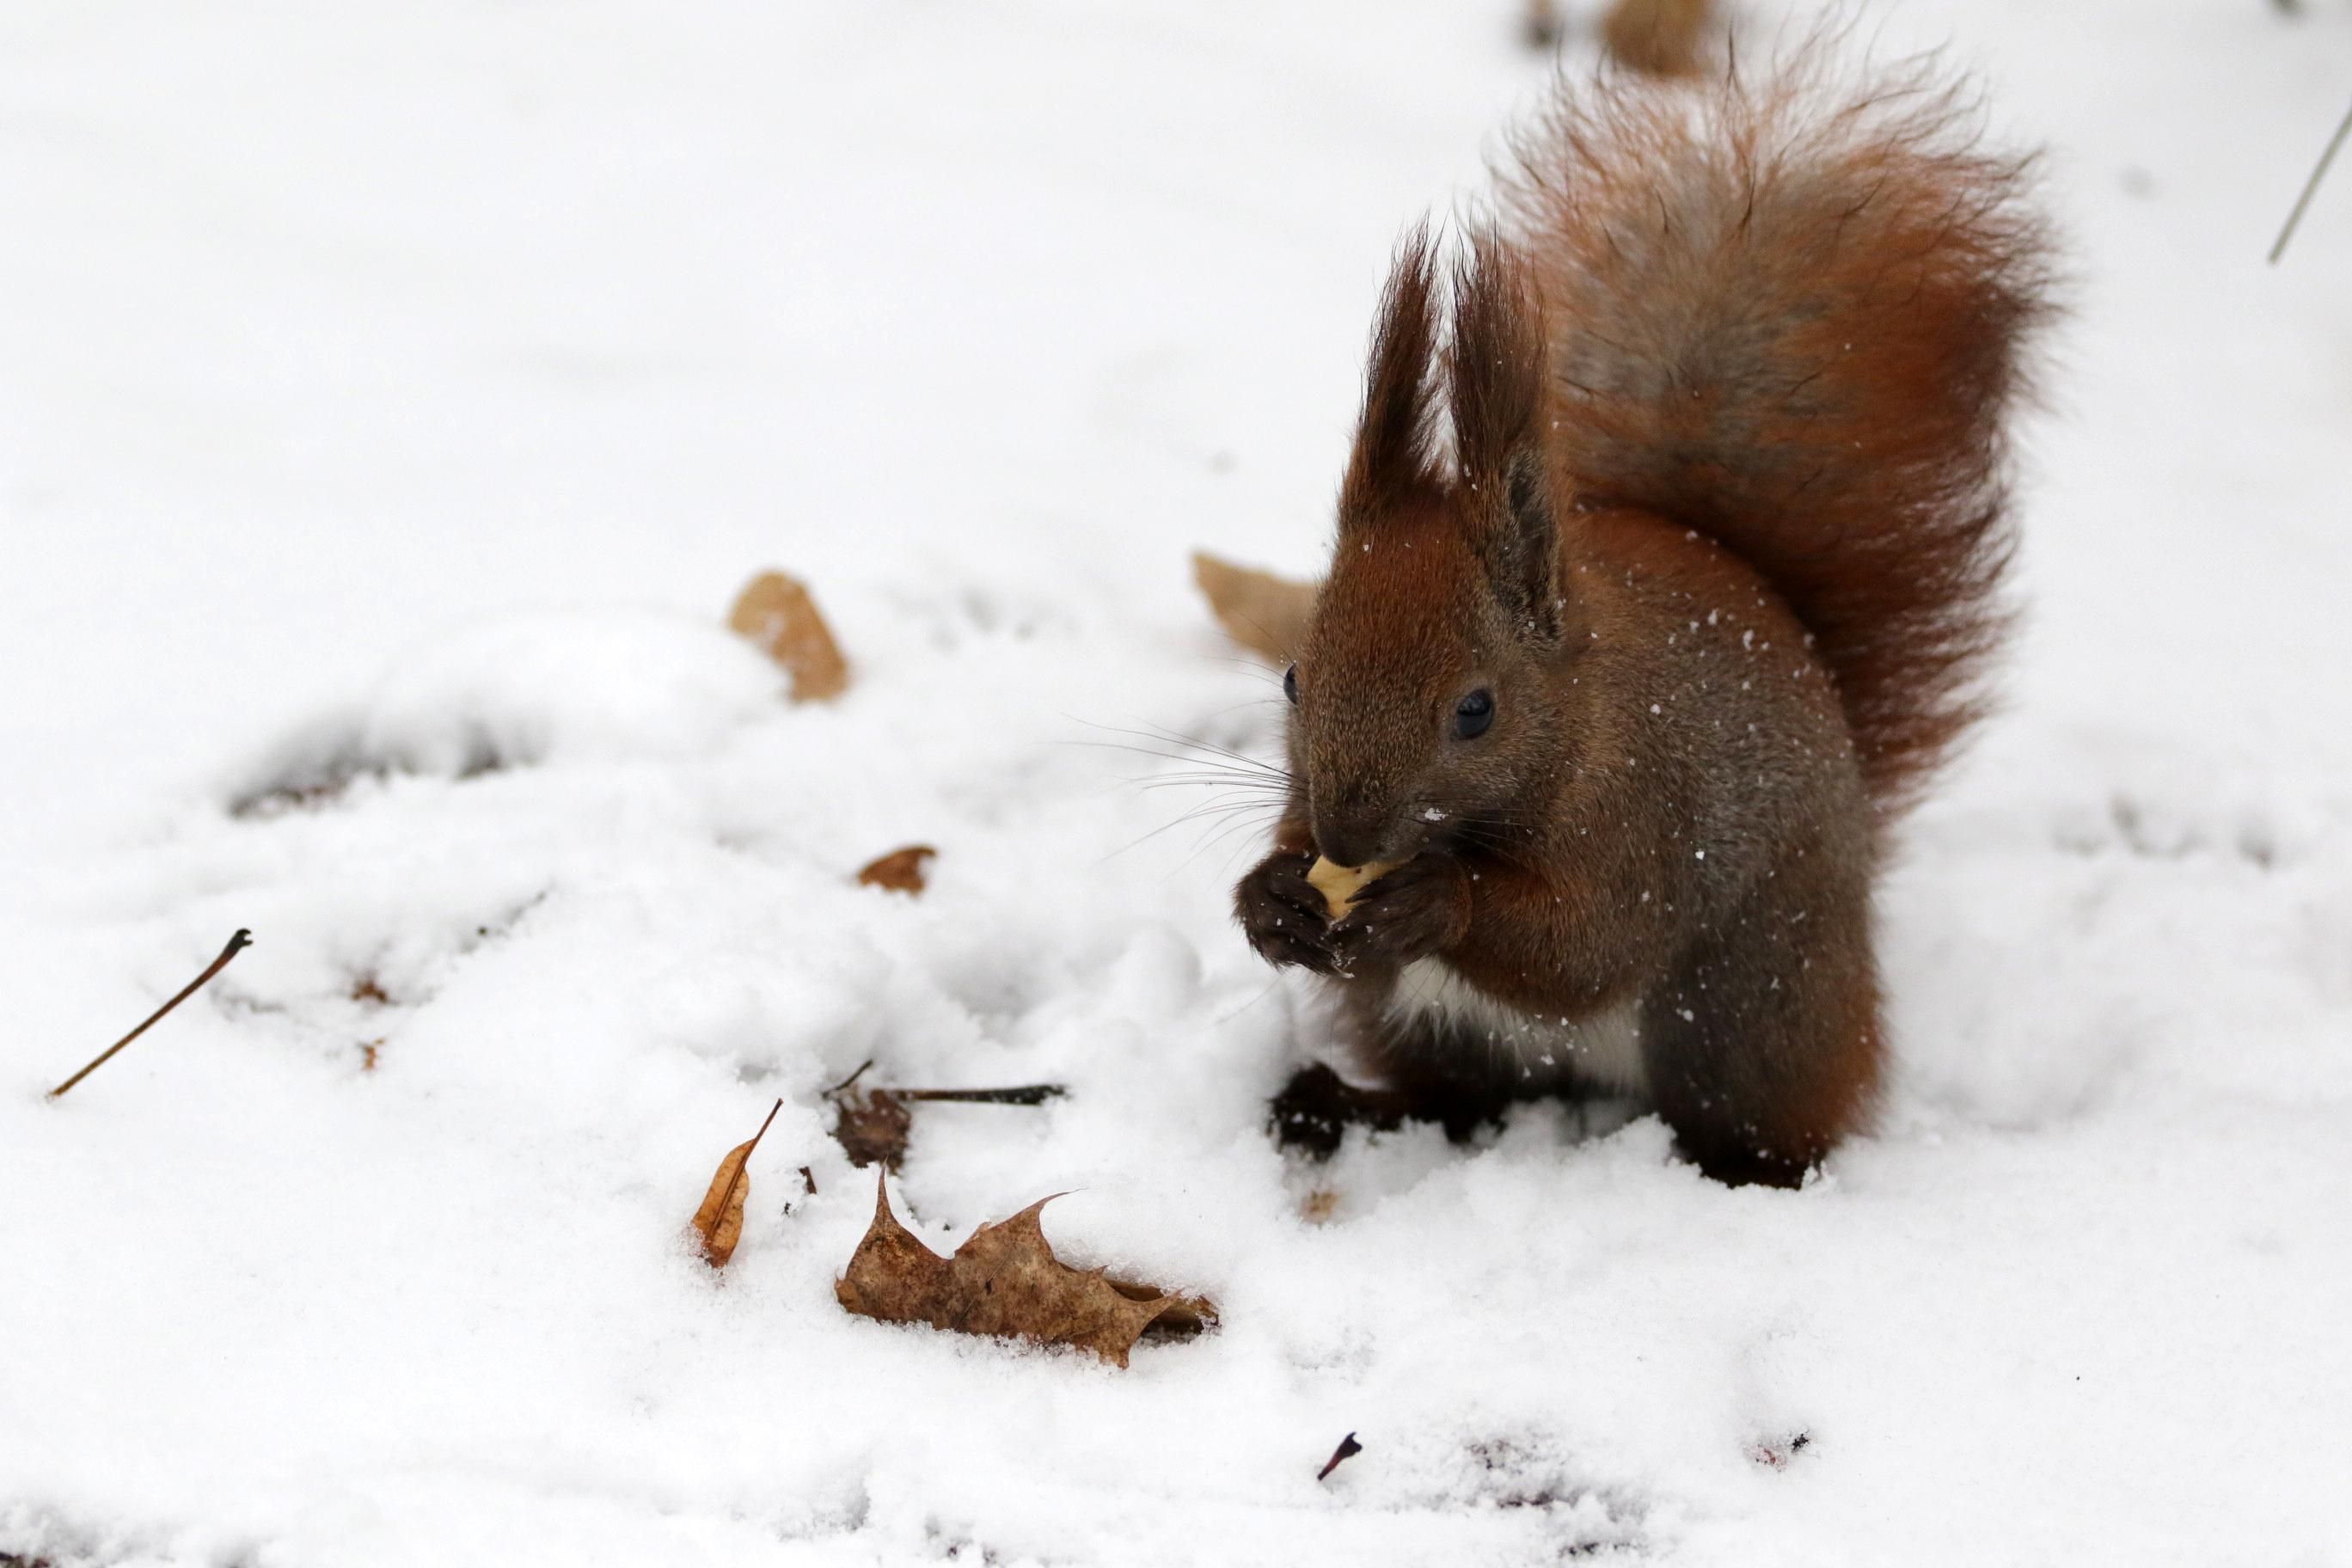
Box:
1499;49;2055;819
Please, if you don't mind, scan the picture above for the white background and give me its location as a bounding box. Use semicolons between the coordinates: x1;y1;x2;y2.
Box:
3;1;2349;1563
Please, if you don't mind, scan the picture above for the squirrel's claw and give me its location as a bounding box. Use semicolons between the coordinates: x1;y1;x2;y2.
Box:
1238;850;1471;979
1235;849;1346;976
1326;857;1471;974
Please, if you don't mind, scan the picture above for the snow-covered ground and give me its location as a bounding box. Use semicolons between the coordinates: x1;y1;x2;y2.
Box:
4;1;2350;1562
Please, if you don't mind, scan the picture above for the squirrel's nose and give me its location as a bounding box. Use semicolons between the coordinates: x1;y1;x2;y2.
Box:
1312;814;1391;870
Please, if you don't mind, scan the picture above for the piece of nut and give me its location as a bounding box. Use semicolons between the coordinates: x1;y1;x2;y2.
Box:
1305;856;1400;921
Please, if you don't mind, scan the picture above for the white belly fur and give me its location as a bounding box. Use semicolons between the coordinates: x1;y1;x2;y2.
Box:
1387;958;1649;1094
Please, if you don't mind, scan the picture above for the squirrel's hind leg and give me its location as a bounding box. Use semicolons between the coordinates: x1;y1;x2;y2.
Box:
1639;878;1885;1188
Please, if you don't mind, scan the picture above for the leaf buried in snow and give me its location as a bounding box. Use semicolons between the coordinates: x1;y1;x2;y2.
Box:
1191;551;1318;665
835;1173;1216;1368
830;1086;911;1170
727;570;849;701
855;845;936;895
691;1099;782;1267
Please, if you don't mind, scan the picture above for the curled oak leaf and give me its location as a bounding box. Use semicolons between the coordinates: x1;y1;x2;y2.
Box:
1191;551;1318;665
692;1099;783;1267
835;1173;1216;1368
728;570;848;702
855;845;936;895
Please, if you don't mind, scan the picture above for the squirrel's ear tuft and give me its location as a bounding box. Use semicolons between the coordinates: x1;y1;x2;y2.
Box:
1450;234;1560;640
1339;225;1442;524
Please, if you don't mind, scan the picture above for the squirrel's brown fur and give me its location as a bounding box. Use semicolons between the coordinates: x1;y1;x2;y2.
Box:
1233;53;2054;1186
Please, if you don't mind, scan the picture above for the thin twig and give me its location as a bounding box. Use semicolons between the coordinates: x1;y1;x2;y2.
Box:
2270;96;2352;265
824;1058;876;1097
48;929;253;1099
894;1084;1067;1106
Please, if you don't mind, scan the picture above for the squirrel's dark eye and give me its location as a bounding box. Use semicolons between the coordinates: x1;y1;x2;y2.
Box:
1283;665;1299;705
1454;688;1495;739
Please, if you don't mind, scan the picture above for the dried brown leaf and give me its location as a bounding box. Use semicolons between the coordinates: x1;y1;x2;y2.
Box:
830;1087;911;1170
728;570;849;701
1191;551;1318;665
855;845;936;895
691;1099;782;1267
835;1173;1216;1367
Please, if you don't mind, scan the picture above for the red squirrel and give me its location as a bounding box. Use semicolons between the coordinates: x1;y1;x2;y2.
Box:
1234;54;2055;1186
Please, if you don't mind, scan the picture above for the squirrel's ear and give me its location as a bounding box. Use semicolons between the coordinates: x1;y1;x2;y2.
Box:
1339;225;1442;526
1494;447;1564;641
1449;234;1560;640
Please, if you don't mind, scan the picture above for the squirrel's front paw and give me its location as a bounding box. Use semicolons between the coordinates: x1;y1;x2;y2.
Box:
1327;856;1471;975
1235;849;1343;975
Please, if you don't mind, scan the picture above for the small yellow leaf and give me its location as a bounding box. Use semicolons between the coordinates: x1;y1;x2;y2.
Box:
728;571;849;701
691;1099;782;1268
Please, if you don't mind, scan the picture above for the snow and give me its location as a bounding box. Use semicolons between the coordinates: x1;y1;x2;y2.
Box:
3;1;2351;1564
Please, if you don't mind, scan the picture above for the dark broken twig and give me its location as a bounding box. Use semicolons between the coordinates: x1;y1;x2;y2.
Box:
893;1084;1066;1106
824;1072;1070;1170
48;929;253;1099
1317;1432;1364;1482
824;1058;876;1096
